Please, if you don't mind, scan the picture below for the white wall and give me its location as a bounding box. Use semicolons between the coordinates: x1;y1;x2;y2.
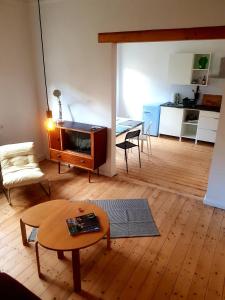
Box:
0;0;44;159
34;0;120;176
205;91;225;209
117;40;225;120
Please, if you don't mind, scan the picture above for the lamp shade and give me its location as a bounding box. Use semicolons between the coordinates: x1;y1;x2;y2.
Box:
45;110;55;131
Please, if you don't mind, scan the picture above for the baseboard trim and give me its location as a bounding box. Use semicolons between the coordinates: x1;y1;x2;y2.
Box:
204;195;225;210
99;170;115;177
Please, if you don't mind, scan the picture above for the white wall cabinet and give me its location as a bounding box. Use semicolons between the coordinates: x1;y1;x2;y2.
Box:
168;53;211;86
168;53;194;85
159;107;184;137
159;106;220;143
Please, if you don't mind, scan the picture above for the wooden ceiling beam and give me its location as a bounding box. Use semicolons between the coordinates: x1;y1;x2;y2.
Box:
98;26;225;43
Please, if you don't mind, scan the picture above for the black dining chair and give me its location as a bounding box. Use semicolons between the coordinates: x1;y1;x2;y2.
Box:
116;129;141;173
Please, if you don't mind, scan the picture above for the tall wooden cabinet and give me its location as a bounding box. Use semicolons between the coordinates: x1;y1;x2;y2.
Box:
48;121;107;182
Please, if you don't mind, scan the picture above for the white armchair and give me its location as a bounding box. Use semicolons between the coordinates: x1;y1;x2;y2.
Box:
0;142;50;205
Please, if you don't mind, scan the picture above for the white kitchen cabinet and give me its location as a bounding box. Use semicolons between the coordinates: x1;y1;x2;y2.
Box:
168;53;211;86
197;129;217;143
159;107;183;137
159;107;220;143
196;110;220;143
168;53;194;85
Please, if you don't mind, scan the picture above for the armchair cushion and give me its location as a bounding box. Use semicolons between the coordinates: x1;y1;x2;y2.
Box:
0;142;44;189
0;142;35;160
2;166;44;188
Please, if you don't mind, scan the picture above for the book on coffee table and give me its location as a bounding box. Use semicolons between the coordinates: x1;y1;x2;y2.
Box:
66;212;101;235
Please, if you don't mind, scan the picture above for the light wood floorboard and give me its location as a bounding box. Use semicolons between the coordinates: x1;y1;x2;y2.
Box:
0;138;224;300
116;135;213;198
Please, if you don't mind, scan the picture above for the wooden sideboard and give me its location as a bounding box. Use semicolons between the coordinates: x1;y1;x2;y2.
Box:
48;121;107;182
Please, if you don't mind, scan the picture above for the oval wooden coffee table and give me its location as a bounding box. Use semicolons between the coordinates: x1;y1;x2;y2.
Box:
36;200;110;292
20;199;69;246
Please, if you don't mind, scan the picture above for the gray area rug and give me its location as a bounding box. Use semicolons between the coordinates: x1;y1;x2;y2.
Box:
91;198;160;238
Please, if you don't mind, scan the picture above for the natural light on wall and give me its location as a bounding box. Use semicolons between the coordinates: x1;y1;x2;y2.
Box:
122;68;152;120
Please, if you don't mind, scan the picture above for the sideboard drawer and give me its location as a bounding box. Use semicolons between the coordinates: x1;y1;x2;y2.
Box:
50;149;62;161
50;149;93;169
64;153;93;169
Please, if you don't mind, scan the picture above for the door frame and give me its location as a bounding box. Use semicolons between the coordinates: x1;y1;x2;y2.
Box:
98;26;225;43
100;25;225;176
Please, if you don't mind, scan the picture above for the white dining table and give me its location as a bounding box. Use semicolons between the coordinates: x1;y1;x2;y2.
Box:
116;117;144;151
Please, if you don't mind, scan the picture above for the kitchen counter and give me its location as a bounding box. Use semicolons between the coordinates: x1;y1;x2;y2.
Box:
159;104;220;143
161;102;220;112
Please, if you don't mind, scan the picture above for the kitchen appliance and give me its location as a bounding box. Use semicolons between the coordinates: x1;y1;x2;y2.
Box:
143;105;160;136
182;97;197;108
173;93;182;105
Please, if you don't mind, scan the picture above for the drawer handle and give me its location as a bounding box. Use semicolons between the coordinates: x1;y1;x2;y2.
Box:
57;154;61;159
80;160;85;163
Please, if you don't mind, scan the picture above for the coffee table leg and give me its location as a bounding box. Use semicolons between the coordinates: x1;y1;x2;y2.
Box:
35;242;42;278
72;249;81;292
57;250;64;259
107;228;111;250
20;219;28;246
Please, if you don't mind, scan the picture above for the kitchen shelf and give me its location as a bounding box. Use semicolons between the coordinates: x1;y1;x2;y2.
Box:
180;109;199;141
168;53;211;85
191;84;207;86
182;121;198;125
192;68;208;71
181;134;197;139
193;54;210;69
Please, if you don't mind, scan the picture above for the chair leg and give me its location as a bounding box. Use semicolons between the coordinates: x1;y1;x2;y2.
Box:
149;135;152;155
35;242;42;278
125;148;128;173
138;145;141;168
7;189;11;205
39;181;51;197
146;138;150;158
3;187;12;205
48;180;51;196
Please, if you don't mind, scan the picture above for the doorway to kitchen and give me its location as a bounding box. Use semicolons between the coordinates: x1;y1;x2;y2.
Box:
99;26;225;197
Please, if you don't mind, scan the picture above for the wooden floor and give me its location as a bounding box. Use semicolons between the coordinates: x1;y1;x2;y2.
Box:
1;141;225;299
116;135;214;198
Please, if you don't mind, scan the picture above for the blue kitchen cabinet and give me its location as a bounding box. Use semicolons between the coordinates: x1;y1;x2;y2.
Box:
143;105;160;136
